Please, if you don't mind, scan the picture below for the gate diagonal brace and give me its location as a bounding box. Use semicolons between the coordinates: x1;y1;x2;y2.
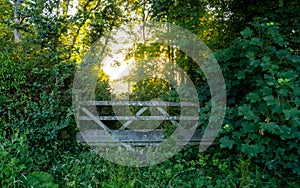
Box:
81;107;134;151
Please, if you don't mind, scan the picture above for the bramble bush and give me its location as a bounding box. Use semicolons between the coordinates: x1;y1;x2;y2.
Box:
0;50;80;170
0;45;115;171
216;18;300;178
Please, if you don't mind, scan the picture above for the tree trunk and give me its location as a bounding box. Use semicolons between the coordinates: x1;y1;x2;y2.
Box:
14;0;21;42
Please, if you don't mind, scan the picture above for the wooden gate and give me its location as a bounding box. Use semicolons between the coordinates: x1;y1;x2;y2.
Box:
76;101;206;149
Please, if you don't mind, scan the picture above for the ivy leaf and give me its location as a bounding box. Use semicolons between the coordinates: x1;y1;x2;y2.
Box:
283;108;299;120
238;104;251;115
263;95;276;106
279;126;292;139
261;55;271;70
260;122;278;134
238;104;259;122
220;136;234;149
247;92;261;103
241;144;265;157
241;122;257;133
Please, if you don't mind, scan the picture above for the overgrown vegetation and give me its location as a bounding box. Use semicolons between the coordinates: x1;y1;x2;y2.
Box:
218;19;300;177
0;0;299;187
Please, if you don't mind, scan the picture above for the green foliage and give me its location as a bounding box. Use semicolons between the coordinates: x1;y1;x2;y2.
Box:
0;0;13;38
0;0;299;187
151;0;206;34
23;171;59;188
129;78;175;101
95;69;112;101
0;51;26;94
0;50;80;171
216;18;300;177
47;146;296;187
0;131;32;188
207;0;300;49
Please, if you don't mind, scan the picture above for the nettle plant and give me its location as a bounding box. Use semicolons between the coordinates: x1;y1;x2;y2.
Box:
216;18;300;175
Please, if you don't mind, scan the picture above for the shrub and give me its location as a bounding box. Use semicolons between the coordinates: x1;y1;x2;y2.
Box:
216;18;300;178
0;51;80;170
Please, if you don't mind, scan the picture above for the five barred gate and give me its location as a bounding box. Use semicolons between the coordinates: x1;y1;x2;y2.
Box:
76;100;215;150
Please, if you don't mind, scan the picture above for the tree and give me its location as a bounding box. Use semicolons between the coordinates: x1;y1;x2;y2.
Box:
13;0;21;42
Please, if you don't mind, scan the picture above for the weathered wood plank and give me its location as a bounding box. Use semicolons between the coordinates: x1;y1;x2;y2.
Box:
76;129;207;146
79;116;199;121
81;101;198;107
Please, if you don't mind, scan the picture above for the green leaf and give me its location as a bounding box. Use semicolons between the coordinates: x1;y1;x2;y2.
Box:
274;36;287;46
283;108;299;120
250;38;263;46
24;171;58;187
291;55;300;63
261;55;271;70
250;60;260;67
165;169;172;178
241;144;265;157
237;71;246;79
295;98;300;107
124;179;136;187
241;122;257;133
238;104;251;115
220;136;234;149
247;92;261;103
263;95;276;106
240;27;253;38
260;122;278;134
246;51;255;60
0;151;9;157
294;87;300;97
238;104;259;122
279;126;292;139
